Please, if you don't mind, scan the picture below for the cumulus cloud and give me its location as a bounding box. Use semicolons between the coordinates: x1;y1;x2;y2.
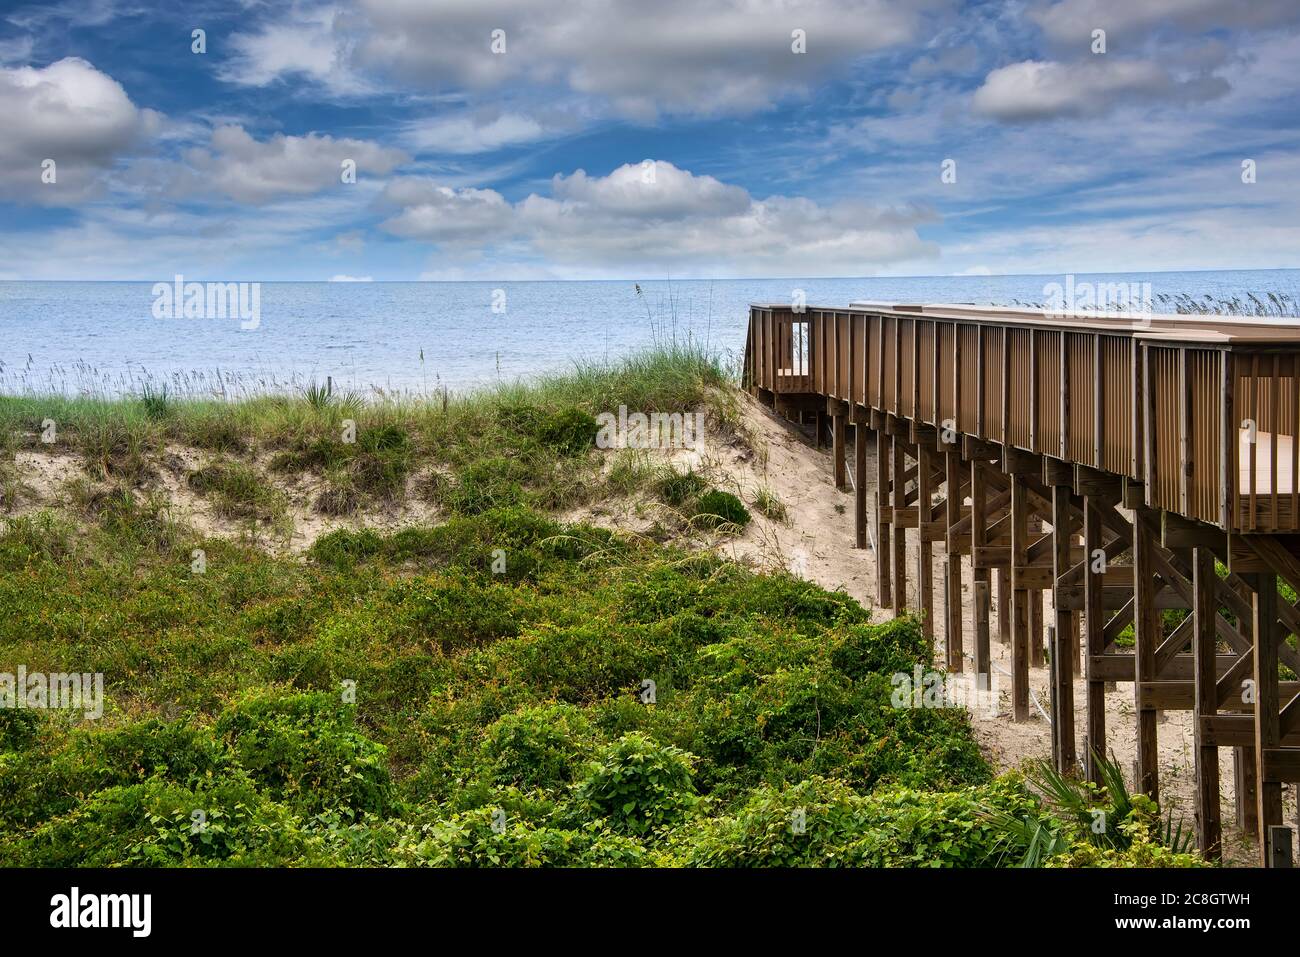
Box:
182;125;408;204
380;178;514;242
972;58;1228;121
380;160;937;277
227;0;939;118
0;56;160;202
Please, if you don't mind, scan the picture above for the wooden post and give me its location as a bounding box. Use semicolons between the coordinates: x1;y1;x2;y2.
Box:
832;411;846;490
1030;517;1045;669
1049;624;1061;769
1192;545;1221;860
892;434;908;613
1253;572;1284;865
997;566;1011;646
1051;486;1076;772
1082;495;1106;785
1268;826;1293;868
1236;747;1258;833
1133;507;1160;801
970;460;990;675
854;423;868;549
1010;475;1030;722
945;450;963;672
876;430;891;608
917;444;934;641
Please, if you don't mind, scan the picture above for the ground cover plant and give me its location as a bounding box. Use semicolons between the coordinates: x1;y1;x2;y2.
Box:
0;348;1204;867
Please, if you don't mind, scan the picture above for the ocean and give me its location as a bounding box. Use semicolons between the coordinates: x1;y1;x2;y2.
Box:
2;269;1297;398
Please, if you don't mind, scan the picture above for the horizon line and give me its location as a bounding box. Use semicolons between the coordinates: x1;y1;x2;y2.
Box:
2;266;1299;285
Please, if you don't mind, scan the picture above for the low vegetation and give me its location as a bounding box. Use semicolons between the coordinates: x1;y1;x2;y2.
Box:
0;346;1203;867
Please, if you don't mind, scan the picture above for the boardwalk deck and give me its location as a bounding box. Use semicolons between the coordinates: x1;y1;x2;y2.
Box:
744;301;1300;866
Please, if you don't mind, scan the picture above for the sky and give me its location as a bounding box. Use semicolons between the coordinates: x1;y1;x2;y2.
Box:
0;0;1298;281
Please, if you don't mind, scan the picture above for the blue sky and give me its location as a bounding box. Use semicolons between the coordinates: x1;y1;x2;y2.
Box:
1;0;1298;280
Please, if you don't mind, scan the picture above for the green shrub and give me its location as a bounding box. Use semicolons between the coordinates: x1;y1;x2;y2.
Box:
0;709;43;752
310;527;384;569
76;718;231;789
401;807;649;867
214;691;392;817
480;704;596;789
683;775;1038;867
831;616;931;679
694;489;751;529
442;458;530;515
5;775;313;867
571;733;697;836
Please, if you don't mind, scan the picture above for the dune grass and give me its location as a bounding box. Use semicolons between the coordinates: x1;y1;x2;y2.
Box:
0;344;741;523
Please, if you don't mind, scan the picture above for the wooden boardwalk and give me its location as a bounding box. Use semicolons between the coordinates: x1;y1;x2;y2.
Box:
744;300;1300;866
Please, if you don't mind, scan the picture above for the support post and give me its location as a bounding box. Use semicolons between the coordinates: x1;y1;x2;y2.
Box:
892;434;908;614
1051;486;1076;772
974;579;991;688
917;444;934;642
832;410;846;491
1192;545;1222;860
876;430;892;608
1133;507;1160;801
997;567;1011;646
970;461;990;677
1268;826;1293;868
1253;572;1284;865
945;450;963;672
854;423;868;549
1030;517;1045;669
1010;475;1030;722
1082;495;1107;785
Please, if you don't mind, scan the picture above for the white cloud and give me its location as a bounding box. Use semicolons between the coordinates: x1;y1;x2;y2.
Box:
181;125;408;204
227;0;940;118
219;5;379;97
972;58;1227;121
329;274;373;281
0;56;160;202
1029;0;1300;44
379;178;515;242
401;112;558;154
380;159;938;277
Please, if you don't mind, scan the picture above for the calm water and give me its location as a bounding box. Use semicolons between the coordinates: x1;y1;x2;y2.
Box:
2;270;1298;397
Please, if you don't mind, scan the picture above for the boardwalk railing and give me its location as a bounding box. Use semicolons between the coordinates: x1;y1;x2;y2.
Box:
744;302;1300;533
744;301;1300;867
